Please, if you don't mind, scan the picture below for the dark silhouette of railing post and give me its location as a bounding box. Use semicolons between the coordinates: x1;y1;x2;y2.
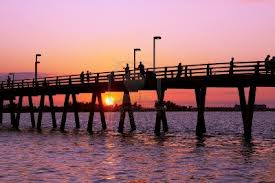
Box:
118;90;136;133
164;67;167;78
195;87;207;136
185;66;188;77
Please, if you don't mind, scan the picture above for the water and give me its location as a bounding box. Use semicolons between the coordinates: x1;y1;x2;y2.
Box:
0;112;274;182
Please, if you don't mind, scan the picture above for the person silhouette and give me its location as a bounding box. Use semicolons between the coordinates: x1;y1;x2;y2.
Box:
86;70;90;83
229;57;234;75
80;71;85;84
138;62;145;79
265;55;271;74
124;64;130;80
176;62;183;78
7;76;11;88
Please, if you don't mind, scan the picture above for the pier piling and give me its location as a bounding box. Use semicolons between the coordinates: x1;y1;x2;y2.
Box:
0;97;3;124
9;99;16;126
60;93;70;131
195;87;207;136
87;92;107;133
238;86;256;139
118;91;136;133
154;79;168;136
28;96;36;128
37;95;45;130
14;96;23;129
72;93;80;129
49;94;57;128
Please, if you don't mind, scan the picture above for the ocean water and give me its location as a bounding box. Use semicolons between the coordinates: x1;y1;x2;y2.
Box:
0;112;274;182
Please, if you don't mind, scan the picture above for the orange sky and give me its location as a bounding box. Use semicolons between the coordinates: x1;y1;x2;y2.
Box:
1;0;275;107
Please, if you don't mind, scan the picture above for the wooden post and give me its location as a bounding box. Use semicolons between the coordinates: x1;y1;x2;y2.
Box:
28;96;36;128
97;93;107;130
37;95;45;130
118;91;136;133
238;86;256;139
195;87;207;136
14;95;23;129
49;94;57;128
9;99;16;126
87;93;97;133
60;94;70;131
245;86;256;139
154;80;168;136
0;97;3;124
238;87;247;128
72;93;80;129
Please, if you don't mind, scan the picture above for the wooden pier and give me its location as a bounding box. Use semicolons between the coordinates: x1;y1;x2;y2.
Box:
0;60;274;139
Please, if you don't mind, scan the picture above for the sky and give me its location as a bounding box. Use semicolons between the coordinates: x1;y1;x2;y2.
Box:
1;0;275;107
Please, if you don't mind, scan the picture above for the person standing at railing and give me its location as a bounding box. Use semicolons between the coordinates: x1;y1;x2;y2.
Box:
86;70;90;83
137;62;145;79
176;63;183;78
229;57;234;75
7;76;11;88
270;56;275;75
124;63;130;80
80;71;85;84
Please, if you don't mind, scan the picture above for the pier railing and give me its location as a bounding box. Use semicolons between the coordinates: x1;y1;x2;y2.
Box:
0;60;268;89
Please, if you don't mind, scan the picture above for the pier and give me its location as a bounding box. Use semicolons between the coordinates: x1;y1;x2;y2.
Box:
0;60;274;139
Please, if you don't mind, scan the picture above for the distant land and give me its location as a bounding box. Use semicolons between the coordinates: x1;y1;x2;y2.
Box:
2;100;274;112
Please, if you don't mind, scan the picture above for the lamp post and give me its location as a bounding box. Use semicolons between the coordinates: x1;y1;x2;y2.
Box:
35;54;41;86
153;36;161;72
134;48;141;80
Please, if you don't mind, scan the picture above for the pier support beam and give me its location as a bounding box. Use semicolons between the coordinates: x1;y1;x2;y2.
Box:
238;86;256;139
87;92;107;133
118;91;136;133
60;93;81;131
37;95;45;130
195;87;207;137
60;94;70;131
87;93;97;133
9;99;16;126
28;96;36;128
97;93;107;130
49;94;57;128
72;93;80;129
154;79;168;136
0;97;3;124
14;96;23;129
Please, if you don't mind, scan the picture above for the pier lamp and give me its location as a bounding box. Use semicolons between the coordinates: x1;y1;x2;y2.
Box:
153;36;161;72
134;48;141;80
35;54;41;86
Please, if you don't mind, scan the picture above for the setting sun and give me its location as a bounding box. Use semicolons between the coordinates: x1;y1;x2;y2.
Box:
105;96;114;106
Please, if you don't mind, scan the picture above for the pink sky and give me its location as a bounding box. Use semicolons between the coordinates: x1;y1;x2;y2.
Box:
1;0;275;107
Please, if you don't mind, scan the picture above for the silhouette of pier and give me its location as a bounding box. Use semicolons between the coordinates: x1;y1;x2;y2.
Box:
0;60;274;139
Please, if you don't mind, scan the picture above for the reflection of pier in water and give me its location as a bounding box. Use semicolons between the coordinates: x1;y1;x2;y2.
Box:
0;60;274;139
